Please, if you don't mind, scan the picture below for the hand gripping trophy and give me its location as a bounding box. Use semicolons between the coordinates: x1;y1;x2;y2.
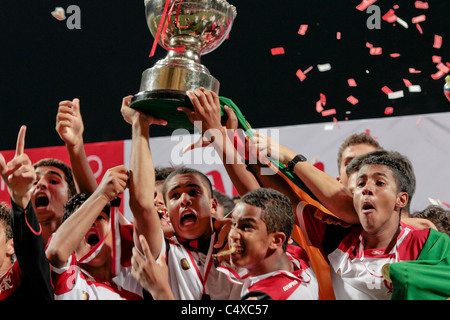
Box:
130;0;237;129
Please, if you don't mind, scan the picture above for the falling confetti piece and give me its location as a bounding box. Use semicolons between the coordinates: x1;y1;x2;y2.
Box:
356;0;378;11
317;63;331;72
390;53;401;58
316;100;324;113
411;15;426;24
415;1;429;9
347;96;359;105
431;70;445;80
381;86;393;95
296;69;306;81
384;107;394;115
442;201;450;208
321;109;336;117
403;79;412;87
271;47;285;55
432;55;442;63
396;17;409;28
408;85;422;92
320;93;327;106
333;117;341;129
409;68;422;73
382;9;397;23
416;23;423;34
336;32;341;40
388;90;404;99
304;66;313;74
347;79;357;87
433;35;442;49
366;42;373;49
436;62;450;74
416;116;422;126
393;5;399;9
369;47;382;55
51;7;66;21
298;24;308;35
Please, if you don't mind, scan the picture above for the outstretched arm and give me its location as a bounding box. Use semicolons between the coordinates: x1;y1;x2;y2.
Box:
121;96;166;259
46;165;128;268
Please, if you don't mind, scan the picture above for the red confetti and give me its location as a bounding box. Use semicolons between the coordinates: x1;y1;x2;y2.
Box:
431;70;446;80
415;1;429;9
321;109;336;117
390;53;401;58
271;47;285;55
416;23;423;34
416;116;422;126
347;96;359;105
403;78;413;87
320;93;327;106
384;107;394;115
304;66;313;74
366;42;373;49
381;86;393;94
432;55;442;63
411;15;426;24
436;62;450;74
336;32;341;40
370;47;382;55
382;9;397;23
333;117;341;129
433;35;442;49
316;100;324;113
347;79;357;87
356;0;378;11
442;201;450;208
393;4;399;9
409;68;422;73
298;24;308;35
296;69;306;81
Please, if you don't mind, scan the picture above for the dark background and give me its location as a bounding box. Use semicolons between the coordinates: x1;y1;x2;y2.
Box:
0;0;448;151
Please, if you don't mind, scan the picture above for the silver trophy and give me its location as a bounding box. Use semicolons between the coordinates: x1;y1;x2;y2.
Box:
130;0;237;129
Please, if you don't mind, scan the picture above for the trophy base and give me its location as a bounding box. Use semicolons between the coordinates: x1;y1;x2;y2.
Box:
130;90;195;130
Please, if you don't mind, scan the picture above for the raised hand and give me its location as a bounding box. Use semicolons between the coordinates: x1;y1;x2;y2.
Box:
120;95;167;127
0;125;36;207
56;98;84;147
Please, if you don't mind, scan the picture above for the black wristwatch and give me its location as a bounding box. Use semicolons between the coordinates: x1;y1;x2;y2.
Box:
288;154;307;171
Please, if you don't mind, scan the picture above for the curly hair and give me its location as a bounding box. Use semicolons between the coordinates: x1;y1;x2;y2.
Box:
0;202;13;241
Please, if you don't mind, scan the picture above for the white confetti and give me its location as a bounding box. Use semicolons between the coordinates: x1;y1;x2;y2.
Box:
317;63;332;72
396;17;409;29
51;7;66;21
408;85;422;92
388;90;404;99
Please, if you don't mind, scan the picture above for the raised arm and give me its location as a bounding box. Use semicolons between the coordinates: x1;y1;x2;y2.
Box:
56;98;97;194
251;131;359;224
121;96;166;259
46;165;128;268
179;88;261;195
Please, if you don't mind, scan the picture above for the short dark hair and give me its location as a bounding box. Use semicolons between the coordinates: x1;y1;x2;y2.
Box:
34;158;77;198
213;190;235;215
411;205;450;236
63;193;112;222
337;133;381;170
0;202;12;241
155;166;176;182
346;149;389;177
162;167;213;203
355;150;416;212
240;188;294;251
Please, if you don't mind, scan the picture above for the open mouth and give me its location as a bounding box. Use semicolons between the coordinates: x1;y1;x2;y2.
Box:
180;213;197;226
86;232;100;246
362;203;375;214
34;194;49;208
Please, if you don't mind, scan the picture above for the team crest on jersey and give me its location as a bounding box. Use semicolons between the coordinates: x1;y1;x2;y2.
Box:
181;258;190;270
82;291;90;300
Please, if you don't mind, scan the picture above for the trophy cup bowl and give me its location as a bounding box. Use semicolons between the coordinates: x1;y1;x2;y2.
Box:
130;0;237;129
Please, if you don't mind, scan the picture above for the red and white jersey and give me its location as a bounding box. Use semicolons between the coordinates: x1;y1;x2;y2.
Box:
51;224;143;300
0;260;21;299
328;223;428;300
162;234;242;300
296;202;430;300
218;245;319;300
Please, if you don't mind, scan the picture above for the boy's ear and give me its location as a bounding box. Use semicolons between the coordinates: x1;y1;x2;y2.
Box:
395;191;408;209
269;232;287;250
210;197;218;215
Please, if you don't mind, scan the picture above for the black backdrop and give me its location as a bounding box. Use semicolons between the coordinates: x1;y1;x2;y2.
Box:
0;0;448;150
